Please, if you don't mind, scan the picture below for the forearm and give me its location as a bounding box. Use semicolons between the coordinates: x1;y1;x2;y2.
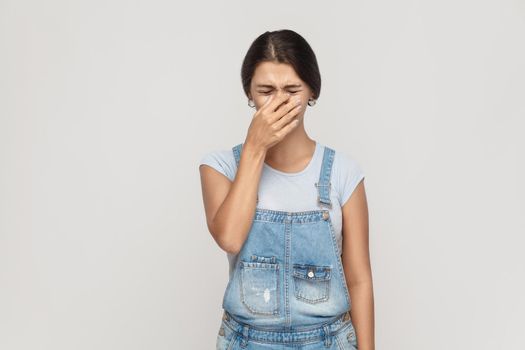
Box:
348;280;375;350
212;142;266;254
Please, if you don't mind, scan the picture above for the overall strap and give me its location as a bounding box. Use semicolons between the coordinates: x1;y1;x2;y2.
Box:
316;146;335;208
232;143;259;204
232;143;243;168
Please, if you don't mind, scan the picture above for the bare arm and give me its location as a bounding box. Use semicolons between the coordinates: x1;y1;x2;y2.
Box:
199;142;266;254
341;179;375;350
199;93;303;255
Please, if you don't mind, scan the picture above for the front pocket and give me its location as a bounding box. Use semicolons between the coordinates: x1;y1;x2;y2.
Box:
216;320;238;350
240;257;280;315
336;321;358;350
293;264;331;304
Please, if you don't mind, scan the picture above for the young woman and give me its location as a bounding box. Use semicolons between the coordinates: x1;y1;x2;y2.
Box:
199;29;374;350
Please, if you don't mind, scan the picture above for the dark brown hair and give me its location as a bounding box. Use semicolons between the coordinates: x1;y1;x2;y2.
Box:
241;29;321;100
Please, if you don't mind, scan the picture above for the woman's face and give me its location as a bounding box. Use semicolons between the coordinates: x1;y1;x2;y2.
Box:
248;61;313;118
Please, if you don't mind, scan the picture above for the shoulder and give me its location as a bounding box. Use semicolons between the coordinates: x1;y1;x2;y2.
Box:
320;143;363;172
324;144;365;206
333;148;363;174
198;147;236;181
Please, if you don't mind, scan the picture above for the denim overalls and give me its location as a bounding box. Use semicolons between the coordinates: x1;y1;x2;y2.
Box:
216;142;358;350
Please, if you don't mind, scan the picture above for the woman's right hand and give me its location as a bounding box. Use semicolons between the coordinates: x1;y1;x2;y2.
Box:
199;94;302;255
244;94;302;152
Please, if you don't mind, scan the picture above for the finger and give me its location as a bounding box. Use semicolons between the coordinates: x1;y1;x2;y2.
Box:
260;93;291;114
275;117;300;139
262;94;274;108
255;94;273;114
269;96;302;123
253;94;273;119
272;102;302;130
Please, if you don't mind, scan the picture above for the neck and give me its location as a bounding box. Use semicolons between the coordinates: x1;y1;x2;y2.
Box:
265;129;316;167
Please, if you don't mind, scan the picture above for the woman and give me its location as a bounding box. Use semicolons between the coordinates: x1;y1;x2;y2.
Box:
199;29;374;350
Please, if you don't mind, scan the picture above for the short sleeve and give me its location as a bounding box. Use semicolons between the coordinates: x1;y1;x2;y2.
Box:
198;149;237;182
334;151;365;206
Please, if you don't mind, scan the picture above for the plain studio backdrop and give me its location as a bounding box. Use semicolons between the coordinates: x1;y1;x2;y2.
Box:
1;0;524;349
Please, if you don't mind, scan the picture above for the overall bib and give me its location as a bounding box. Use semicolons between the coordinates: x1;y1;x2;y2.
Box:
216;143;358;350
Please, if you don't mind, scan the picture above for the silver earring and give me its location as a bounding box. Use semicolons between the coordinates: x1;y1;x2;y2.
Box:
248;99;255;108
308;98;317;106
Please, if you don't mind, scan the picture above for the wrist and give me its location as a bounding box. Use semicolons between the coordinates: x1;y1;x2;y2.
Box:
243;140;266;157
242;141;266;162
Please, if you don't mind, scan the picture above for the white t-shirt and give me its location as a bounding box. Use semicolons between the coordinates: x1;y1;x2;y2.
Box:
199;140;365;279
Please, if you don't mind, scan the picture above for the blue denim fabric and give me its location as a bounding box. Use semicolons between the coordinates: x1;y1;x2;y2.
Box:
217;143;358;349
216;310;358;349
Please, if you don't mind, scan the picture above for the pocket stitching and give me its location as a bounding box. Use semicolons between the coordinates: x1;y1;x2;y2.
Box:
240;260;280;315
217;319;240;350
225;334;237;350
334;322;358;350
292;264;331;304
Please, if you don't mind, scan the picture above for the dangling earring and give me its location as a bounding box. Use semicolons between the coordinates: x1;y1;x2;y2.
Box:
308;97;317;107
248;99;255;108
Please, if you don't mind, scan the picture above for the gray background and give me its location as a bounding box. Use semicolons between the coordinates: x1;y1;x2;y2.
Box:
1;0;524;349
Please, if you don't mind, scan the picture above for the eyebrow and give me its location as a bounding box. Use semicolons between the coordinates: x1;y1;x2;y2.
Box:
255;83;303;89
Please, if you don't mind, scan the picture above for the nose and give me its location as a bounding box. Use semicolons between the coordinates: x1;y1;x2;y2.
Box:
276;91;291;99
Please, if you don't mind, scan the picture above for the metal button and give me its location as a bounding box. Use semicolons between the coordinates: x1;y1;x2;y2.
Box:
307;270;314;278
322;211;329;220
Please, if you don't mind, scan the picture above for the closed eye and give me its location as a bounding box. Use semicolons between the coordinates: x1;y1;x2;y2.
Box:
259;90;301;94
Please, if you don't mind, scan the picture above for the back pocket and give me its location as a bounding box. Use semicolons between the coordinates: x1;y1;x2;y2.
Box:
240;255;280;315
293;264;331;304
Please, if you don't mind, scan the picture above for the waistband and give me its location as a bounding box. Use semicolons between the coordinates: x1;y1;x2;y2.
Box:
221;310;352;346
253;208;330;223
